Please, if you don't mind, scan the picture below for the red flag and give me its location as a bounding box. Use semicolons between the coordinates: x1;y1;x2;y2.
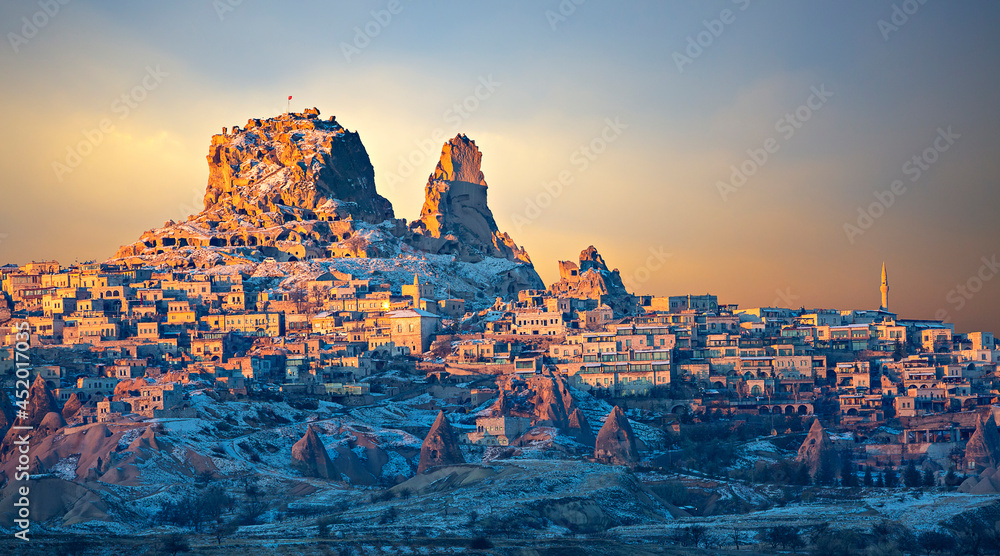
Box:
288;96;292;100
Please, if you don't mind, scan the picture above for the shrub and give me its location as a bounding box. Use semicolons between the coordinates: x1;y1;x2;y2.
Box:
469;536;493;549
763;525;804;551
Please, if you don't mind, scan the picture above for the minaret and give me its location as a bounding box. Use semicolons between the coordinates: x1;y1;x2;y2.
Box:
880;262;889;311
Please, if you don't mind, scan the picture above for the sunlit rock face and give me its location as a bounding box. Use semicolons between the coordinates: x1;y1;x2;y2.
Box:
418;410;465;473
549;245;637;315
109;111;543;305
201;109;394;224
410;135;539;269
114;109;397;264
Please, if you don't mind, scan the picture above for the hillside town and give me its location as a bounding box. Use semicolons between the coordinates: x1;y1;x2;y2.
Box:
2;110;999;554
3;250;999;475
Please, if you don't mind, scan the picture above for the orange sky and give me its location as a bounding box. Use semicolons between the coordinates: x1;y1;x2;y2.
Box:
1;1;998;334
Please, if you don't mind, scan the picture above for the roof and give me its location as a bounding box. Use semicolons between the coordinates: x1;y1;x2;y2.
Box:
386;308;440;319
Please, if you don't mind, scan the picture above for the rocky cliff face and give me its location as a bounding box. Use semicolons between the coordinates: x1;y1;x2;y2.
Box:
550;246;636;315
418;411;465;473
966;414;1000;470
410;135;538;269
490;374;593;443
62;393;83;420
201;108;394;223
594;406;638;465
115;109;398;264
110;110;543;304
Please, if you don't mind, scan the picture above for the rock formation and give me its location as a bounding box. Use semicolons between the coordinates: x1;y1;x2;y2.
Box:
530;374;576;427
291;425;336;479
959;466;1000;494
796;419;835;475
115;109;395;265
27;375;59;428
410;135;539;272
594;406;638;465
568;407;595;445
327;423;396;486
965;414;1000;470
549;246;637;316
62;393;83;420
37;412;66;438
202;108;394;224
490;374;593;443
108;109;543;306
0;391;14;441
418;410;465;473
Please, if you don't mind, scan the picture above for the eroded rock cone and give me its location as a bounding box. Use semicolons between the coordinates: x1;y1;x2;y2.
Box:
410;135;540;272
531;375;573;427
0;392;15;441
568;407;595;444
796;419;834;474
291;425;336;479
418;410;465;473
62;393;83;420
966;414;1000;469
28;375;59;428
37;412;66;438
594;406;638;465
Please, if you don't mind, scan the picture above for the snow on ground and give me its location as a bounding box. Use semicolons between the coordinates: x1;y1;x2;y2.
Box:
571;386;664;449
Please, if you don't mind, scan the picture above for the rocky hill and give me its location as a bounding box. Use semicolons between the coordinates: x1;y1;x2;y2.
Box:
549;245;637;315
109;109;543;305
410;134;534;264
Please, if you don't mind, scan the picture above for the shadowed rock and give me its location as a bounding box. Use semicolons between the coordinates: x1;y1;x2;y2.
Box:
796;419;835;475
568;407;595;445
966;414;1000;470
418;411;465;473
0;391;14;440
291;425;336;479
37;412;66;438
28;375;59;428
594;406;638;465
62;393;83;420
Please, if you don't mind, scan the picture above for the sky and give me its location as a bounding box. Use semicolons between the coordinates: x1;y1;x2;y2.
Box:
1;0;999;334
